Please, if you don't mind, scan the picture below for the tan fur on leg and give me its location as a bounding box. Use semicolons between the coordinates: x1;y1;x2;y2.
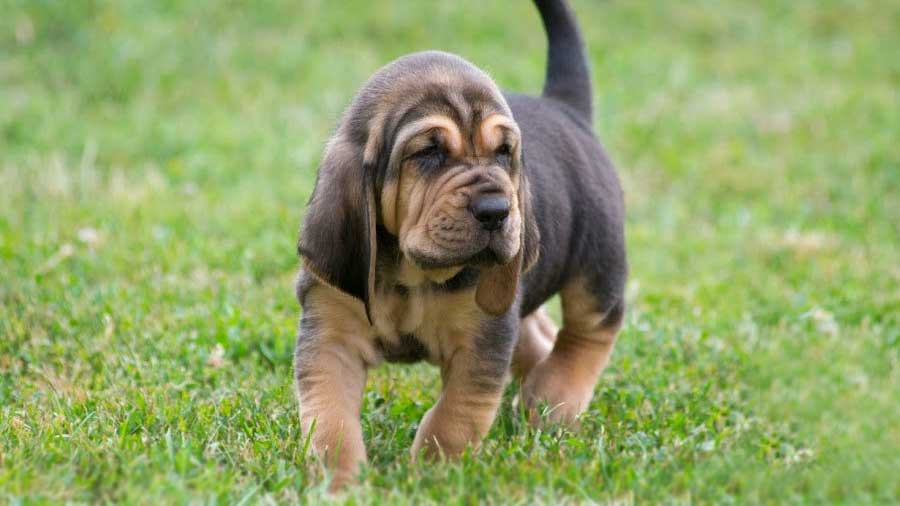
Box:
521;280;623;425
411;349;505;461
297;344;368;491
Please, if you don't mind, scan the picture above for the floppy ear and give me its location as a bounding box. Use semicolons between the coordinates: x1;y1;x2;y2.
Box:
298;136;379;323
518;168;541;272
475;170;541;315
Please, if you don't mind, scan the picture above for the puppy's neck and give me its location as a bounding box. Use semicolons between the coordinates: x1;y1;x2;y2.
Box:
374;227;469;291
397;258;462;287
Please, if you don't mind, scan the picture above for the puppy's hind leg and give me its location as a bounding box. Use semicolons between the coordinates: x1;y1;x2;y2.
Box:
511;305;558;380
521;279;624;425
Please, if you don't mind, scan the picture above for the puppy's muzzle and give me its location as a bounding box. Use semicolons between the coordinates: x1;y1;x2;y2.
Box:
469;193;510;232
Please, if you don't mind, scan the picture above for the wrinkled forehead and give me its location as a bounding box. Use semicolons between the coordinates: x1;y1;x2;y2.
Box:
368;52;512;121
394;82;508;128
389;84;515;149
340;52;519;178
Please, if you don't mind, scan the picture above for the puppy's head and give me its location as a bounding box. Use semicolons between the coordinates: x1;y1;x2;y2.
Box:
299;51;539;320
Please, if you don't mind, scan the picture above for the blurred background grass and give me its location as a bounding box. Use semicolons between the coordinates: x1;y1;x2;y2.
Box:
1;0;898;504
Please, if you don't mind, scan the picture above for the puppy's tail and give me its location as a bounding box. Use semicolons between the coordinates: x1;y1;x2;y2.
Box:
533;0;593;121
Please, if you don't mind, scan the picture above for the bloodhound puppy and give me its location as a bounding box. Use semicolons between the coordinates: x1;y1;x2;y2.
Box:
294;0;626;489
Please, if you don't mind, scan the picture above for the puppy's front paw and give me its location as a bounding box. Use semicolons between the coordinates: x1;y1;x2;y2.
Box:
327;467;360;493
410;405;444;461
411;393;501;462
410;404;471;461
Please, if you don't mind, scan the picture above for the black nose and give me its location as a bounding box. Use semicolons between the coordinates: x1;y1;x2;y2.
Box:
470;194;510;231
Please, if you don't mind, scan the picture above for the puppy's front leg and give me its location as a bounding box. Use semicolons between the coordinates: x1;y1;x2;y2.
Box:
411;343;510;461
295;325;368;490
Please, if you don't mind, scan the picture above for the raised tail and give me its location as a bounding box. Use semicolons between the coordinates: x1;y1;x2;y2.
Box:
533;0;593;121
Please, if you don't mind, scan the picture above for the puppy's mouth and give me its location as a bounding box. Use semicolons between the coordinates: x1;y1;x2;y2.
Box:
407;238;513;270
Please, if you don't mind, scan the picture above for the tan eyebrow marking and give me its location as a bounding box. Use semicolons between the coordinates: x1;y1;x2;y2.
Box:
476;114;519;156
393;114;464;160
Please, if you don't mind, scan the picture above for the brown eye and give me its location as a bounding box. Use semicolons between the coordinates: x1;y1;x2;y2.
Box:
414;144;440;157
411;144;446;172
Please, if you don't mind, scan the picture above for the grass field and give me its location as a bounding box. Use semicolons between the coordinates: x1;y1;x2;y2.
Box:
2;0;898;503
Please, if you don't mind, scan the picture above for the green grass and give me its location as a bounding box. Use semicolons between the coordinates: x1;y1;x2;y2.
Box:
2;0;898;503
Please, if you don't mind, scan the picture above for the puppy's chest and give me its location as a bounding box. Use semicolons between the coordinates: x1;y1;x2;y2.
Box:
371;283;480;364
